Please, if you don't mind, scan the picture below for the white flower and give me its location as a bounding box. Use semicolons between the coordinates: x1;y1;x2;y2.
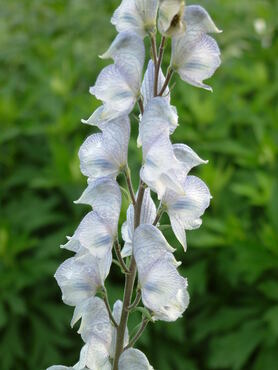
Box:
158;0;186;36
119;348;154;370
70;297;153;370
141;60;170;108
79;118;130;180
163;175;211;250
170;5;221;91
54;251;112;307
121;188;156;257
134;225;189;321
111;0;159;38
139;97;178;152
90;32;145;118
75;177;122;233
62;178;121;258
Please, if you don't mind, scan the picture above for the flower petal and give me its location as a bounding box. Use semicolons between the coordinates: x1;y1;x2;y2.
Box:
171;32;221;91
61;211;114;258
140;97;178;156
54;252;112;307
79;116;130;180
90;64;137;116
134;225;189;321
111;0;158;37
119;348;154;369
158;0;185;36
173;143;208;173
101;31;145;93
185;5;222;34
121;188;156;257
164;176;211;249
141;133;184;199
75;177;121;235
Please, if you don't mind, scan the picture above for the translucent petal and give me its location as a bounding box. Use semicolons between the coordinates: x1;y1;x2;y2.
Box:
75;177;121;235
62;212;114;258
81;106;122;128
79;342;112;370
79;133;118;180
140;97;178;157
141;134;185;199
121;189;157;257
90;64;137;116
101;32;145;92
79;117;130;180
111;0;158;37
119;348;154;369
185;5;222;34
171;32;221;91
134;225;189;321
110;300;129;357
134;225;178;280
141;60;170;108
158;0;185;36
54;252;112;307
164;176;211;248
173;143;208;173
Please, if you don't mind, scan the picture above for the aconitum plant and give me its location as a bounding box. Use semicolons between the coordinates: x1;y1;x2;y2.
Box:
47;1;221;369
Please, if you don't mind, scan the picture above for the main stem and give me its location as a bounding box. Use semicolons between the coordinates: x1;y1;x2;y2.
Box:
112;182;145;369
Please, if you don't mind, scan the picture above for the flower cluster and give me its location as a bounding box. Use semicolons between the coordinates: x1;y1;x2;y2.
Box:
48;1;221;369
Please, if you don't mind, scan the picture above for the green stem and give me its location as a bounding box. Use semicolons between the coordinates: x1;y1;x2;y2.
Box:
127;289;141;311
124;318;149;350
154;36;166;96
114;240;130;274
112;182;146;370
159;67;174;97
103;289;118;328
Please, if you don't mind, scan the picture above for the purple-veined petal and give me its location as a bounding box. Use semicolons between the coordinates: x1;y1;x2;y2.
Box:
164;175;211;249
121;188;156;257
134;225;189;321
111;0;158;37
185;5;222;34
61;211;114;258
54;252;112;307
171;32;221;91
119;348;154;369
79;116;130;180
75;177;121;235
101;32;145;93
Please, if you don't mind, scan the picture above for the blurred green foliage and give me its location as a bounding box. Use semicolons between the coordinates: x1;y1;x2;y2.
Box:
1;0;278;369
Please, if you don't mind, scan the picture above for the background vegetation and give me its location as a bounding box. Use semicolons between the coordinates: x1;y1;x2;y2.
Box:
0;0;278;369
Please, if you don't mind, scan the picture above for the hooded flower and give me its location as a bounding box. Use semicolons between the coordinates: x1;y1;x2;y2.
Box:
121;188;157;257
134;225;189;321
62;178;121;258
90;32;145;119
54;251;112;308
111;0;159;38
170;5;222;91
163;175;211;250
79;117;130;181
158;0;186;36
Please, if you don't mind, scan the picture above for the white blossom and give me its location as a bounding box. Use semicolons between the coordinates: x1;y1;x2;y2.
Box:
170;5;221;91
90;32;145;118
54;251;112;307
111;0;159;38
119;348;154;369
158;0;185;36
134;225;189;321
163;175;211;250
78;118;130;180
121;188;156;257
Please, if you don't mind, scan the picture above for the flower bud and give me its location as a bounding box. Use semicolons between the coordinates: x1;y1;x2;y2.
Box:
158;0;186;37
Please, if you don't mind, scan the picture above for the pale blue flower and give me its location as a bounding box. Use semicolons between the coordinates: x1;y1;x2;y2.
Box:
134;225;189;321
